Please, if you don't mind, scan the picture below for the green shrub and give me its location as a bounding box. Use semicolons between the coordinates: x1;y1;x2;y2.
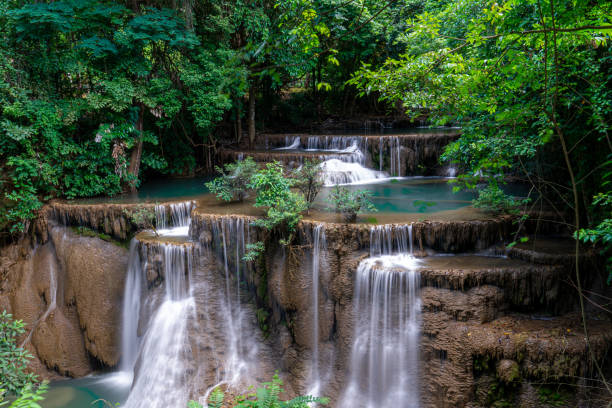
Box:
206;157;258;202
0;382;48;408
245;162;307;259
328;186;377;222
472;185;529;215
190;374;328;408
0;311;39;395
291;160;323;212
123;207;157;235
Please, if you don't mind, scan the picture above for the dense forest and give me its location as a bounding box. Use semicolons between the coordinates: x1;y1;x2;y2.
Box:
1;1;611;406
1;0;610;243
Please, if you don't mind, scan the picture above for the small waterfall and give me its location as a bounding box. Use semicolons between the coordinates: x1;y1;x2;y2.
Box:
275;136;301;150
389;136;402;177
379;138;383;171
340;223;420;408
120;241;143;372
155;201;195;232
207;216;256;389
369;224;413;257
320;159;386;186
308;224;327;396
123;242;195;408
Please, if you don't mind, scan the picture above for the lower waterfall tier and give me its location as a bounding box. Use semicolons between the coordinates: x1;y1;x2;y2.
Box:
0;206;609;407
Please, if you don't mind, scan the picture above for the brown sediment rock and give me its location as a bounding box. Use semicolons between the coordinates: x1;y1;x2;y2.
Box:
417;256;574;313
51;226;127;367
421;312;612;407
31;306;91;377
0;224;128;379
298;218;515;253
49;201;154;240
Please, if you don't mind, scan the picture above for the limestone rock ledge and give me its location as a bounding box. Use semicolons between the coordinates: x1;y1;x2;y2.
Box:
0;225;128;379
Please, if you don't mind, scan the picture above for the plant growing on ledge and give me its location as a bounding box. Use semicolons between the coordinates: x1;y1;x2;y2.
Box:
291;159;323;213
0;311;48;407
206;157;258;202
328;186;377;222
244;161;307;259
190;374;328;408
123;207;158;236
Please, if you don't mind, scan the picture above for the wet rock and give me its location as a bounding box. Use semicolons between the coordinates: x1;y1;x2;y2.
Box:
51;226;128;367
497;359;520;383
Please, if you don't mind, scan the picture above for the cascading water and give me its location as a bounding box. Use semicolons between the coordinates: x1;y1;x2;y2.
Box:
369;224;413;257
340;224;421;408
123;243;196;408
389;136;402;177
275;136;301;150
120;241;143;372
307;224;327;396
320;159;387;186
206;217;258;389
276;135;387;185
120;203;198;408
155;201;195;235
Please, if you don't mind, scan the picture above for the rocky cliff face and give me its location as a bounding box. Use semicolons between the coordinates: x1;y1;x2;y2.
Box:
0;223;128;378
1;203;610;407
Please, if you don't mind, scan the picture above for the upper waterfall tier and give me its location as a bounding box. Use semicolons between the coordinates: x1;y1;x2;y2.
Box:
250;132;460;177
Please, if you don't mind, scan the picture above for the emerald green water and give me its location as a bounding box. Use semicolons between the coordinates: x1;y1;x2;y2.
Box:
42;374;130;408
317;178;475;213
78;177;477;213
75;176;529;215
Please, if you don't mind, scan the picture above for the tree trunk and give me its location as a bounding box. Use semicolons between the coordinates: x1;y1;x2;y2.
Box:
128;104;144;192
248;85;256;149
236;102;242;144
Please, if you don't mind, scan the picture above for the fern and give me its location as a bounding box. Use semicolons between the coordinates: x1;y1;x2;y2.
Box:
208;388;224;408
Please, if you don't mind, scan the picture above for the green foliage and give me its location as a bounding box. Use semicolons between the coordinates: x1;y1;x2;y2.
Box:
206;157;258;202
576;193;612;283
243;241;266;262
248;162;307;245
0;382;48;408
256;308;270;337
190;374;328;408
473;185;529;215
328;186;377;222
350;0;612;241
537;386;568;407
0;312;38;395
123;207;156;234
291;160;323;212
206;388;224;408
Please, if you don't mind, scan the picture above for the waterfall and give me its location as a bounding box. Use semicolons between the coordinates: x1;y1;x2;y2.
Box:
379;138;383;171
320;159;386;186
275;136;301;150
273;134;388;185
389;136;401;177
340;223;420;408
120;240;143;372
155;201;195;235
206;216;256;389
123;242;196;408
369;224;413;257
308;224;327;396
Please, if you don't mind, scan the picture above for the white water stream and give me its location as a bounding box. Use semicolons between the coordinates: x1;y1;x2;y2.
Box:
340;224;421;408
307;224;327;397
